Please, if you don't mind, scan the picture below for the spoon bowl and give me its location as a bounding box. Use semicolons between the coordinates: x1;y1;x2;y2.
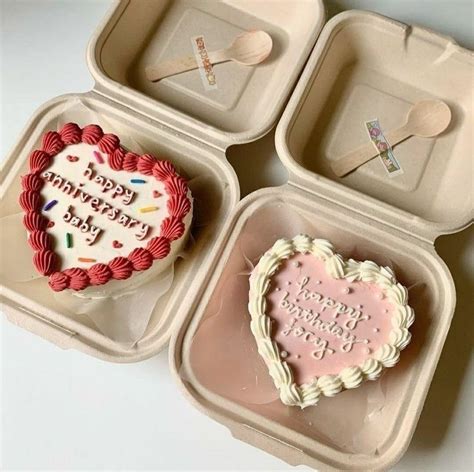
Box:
405;99;452;137
228;31;273;66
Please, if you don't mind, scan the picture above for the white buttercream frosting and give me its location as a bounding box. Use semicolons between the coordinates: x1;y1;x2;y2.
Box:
361;358;383;381
293;234;313;253
374;344;400;367
339;366;364;389
389;327;412;350
317;374;343;397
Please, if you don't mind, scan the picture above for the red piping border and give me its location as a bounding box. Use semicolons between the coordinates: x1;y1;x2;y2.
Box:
19;122;191;292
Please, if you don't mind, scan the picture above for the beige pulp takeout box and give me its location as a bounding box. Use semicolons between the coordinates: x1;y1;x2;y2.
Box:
0;0;325;360
170;9;473;472
1;2;472;470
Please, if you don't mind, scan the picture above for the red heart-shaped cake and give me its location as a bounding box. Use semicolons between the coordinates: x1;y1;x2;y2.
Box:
19;123;192;296
249;235;414;408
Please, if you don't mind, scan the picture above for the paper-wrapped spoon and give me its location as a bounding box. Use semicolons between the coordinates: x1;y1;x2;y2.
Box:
331;100;452;177
146;30;273;82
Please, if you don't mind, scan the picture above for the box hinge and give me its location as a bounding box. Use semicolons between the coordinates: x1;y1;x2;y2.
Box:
290;180;436;247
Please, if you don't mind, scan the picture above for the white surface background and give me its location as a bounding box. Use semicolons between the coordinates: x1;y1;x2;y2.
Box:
1;0;473;470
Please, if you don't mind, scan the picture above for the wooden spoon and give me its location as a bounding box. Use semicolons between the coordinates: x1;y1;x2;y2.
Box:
331;100;452;177
146;30;273;82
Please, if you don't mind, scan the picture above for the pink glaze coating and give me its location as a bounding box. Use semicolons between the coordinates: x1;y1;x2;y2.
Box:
266;253;395;385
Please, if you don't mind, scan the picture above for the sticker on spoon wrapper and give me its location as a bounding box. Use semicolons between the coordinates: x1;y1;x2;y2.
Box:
365;119;403;177
192;35;217;91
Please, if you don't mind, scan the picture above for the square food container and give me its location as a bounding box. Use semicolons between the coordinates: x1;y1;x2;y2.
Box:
170;10;473;471
1;3;472;470
0;0;325;361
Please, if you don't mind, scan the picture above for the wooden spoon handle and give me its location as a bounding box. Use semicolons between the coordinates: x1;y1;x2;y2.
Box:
146;55;199;81
331;126;412;177
145;49;229;82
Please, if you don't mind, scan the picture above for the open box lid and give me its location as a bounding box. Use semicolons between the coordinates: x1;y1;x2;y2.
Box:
276;10;473;243
87;0;326;151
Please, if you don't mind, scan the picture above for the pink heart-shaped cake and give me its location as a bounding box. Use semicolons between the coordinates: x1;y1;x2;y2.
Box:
248;235;414;408
19;123;192;296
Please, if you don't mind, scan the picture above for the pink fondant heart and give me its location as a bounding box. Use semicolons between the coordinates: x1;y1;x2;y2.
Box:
153;190;161;198
248;235;414;408
112;240;123;249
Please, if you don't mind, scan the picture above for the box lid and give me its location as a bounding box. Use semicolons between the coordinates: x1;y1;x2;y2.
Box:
276;10;473;242
87;0;326;151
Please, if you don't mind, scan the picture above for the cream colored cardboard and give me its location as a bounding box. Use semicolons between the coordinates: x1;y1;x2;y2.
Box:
2;3;471;470
276;11;473;239
170;10;473;471
1;0;325;359
88;0;325;149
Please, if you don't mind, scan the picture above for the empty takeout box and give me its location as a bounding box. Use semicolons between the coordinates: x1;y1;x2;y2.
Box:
1;3;473;471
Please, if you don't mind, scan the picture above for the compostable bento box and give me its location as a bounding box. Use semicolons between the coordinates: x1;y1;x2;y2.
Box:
170;10;472;472
1;0;325;360
1;2;473;470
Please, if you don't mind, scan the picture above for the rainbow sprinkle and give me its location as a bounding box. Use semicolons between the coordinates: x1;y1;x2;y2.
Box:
43;200;58;211
78;257;96;263
130;179;146;184
139;206;159;213
93;150;104;164
66;233;73;248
